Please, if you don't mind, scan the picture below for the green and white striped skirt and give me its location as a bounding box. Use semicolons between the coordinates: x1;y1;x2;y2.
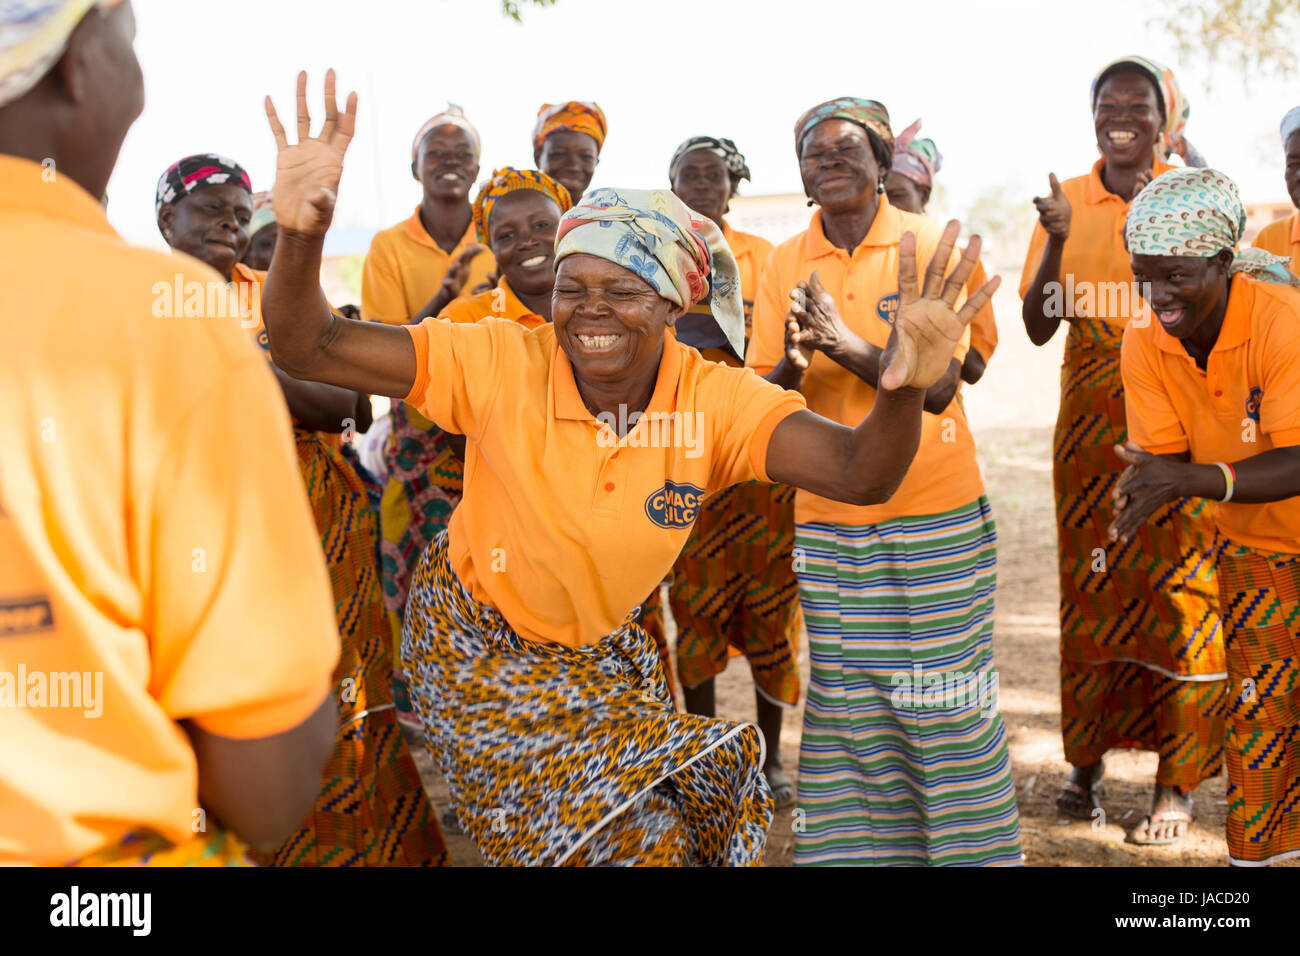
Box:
793;496;1022;866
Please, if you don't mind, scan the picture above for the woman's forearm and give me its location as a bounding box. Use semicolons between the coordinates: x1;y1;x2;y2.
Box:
271;365;360;433
826;332;883;387
763;357;807;391
1177;447;1300;504
263;229;421;400
263;228;335;377
1021;237;1065;346
765;387;926;505
828;334;958;413
414;285;453;324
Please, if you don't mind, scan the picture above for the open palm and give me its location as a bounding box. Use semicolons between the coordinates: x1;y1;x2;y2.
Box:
264;70;357;237
880;222;1000;392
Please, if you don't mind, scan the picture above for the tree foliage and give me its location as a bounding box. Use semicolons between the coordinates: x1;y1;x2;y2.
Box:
1153;0;1300;80
501;0;557;21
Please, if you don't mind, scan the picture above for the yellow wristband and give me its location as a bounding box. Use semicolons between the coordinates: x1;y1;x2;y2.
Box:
1215;461;1235;503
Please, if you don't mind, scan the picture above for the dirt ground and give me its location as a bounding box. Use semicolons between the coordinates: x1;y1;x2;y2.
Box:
407;280;1288;867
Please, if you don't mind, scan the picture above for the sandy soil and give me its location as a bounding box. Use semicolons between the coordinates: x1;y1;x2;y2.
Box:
406;280;1291;867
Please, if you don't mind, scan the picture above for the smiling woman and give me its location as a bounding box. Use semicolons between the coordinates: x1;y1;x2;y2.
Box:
1114;167;1300;866
1018;56;1226;849
260;71;993;866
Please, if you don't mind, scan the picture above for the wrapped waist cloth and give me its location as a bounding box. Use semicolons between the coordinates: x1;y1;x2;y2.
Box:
400;531;774;866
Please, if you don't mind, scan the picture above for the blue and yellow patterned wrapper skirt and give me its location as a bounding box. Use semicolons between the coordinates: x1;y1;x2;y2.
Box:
401;532;774;866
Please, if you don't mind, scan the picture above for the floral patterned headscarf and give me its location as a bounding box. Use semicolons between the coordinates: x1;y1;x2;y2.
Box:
554;187;745;360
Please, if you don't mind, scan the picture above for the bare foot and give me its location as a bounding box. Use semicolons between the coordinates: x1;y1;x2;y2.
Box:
1126;784;1194;845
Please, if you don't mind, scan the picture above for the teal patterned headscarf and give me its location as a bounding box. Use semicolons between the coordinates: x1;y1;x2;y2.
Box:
1125;167;1299;285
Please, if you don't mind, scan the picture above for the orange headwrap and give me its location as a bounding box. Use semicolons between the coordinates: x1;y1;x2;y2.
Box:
532;101;607;153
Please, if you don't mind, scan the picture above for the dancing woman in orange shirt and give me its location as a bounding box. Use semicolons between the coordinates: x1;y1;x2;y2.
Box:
156;153;445;866
258;72;995;866
1112;167;1300;865
1020;56;1225;846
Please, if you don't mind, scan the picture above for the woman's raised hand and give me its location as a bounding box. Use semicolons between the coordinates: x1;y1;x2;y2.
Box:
1032;173;1071;241
879;221;1000;392
264;70;357;237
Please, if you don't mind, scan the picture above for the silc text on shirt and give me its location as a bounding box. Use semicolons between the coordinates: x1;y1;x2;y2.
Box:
644;480;706;529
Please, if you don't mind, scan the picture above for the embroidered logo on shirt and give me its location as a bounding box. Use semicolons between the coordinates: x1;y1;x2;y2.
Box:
1246;386;1263;423
257;328;270;352
876;292;899;325
644;481;705;529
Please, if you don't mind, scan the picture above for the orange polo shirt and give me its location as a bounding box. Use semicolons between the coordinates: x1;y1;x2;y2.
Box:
438;276;546;329
1122;274;1300;554
402;319;806;646
746;200;981;525
1252;211;1300;274
1020;158;1175;347
967;257;998;362
360;207;496;324
0;155;338;864
722;221;775;341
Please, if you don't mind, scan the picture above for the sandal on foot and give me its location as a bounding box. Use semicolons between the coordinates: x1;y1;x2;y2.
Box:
1055;763;1106;821
1125;809;1193;846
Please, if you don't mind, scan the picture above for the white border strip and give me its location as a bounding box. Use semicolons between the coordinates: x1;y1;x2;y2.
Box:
1092;658;1227;682
335;703;396;738
553;721;766;867
1229;846;1300;867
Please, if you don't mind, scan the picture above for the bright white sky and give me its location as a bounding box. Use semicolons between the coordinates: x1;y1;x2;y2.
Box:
108;0;1295;249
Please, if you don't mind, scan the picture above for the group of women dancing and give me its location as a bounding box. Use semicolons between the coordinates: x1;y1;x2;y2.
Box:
3;0;1298;869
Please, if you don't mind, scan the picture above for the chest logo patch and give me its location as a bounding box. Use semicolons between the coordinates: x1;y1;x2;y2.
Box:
876;292;899;325
1246;386;1263;423
645;481;705;529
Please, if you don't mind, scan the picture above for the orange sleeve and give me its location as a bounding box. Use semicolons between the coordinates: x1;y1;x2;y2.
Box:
360;232;406;324
1252;218;1292;259
705;363;807;489
744;244;787;376
403;317;510;439
1120;323;1189;455
1019;220;1048;300
437;296;475;324
1259;306;1300;447
149;357;339;739
967;258;998;361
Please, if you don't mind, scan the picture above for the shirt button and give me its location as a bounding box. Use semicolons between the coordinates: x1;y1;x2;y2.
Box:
847;293;855;300
604;482;615;492
1214;390;1223;397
